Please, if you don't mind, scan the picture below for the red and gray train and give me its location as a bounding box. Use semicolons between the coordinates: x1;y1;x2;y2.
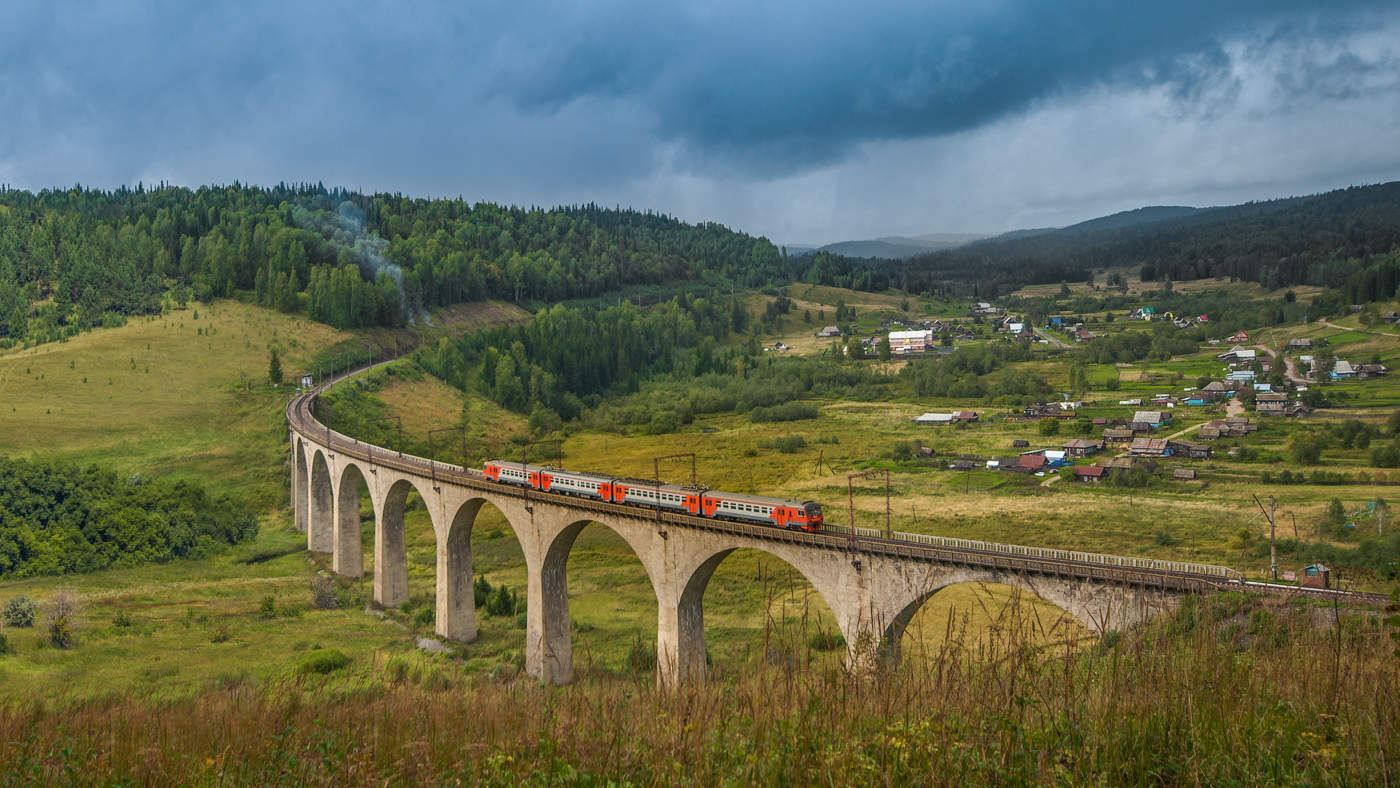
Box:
483;460;825;532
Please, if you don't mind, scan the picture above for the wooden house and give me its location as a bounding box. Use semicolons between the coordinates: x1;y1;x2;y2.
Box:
1255;392;1289;415
1074;465;1108;482
1169;440;1212;459
1103;428;1134;443
1129;438;1172;457
1132;410;1171;428
1061;438;1102;457
1172;468;1197;480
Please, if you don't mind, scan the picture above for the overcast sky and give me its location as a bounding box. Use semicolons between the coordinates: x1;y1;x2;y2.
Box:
3;2;1399;245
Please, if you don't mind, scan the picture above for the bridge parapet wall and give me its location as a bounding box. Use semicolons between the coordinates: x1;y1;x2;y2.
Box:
288;384;1207;687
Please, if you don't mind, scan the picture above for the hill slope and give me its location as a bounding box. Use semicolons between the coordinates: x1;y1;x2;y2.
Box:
897;182;1400;295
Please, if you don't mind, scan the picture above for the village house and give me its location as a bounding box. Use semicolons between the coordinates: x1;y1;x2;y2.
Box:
1132;410;1171;429
1168;440;1212;459
1331;360;1357;380
1103;427;1135;443
1383;311;1399;324
1185;390;1217;406
1359;363;1389;379
1011;439;1030;448
1255;392;1289;415
888;329;934;354
1217;346;1256;365
1128;437;1172;458
1225;416;1258;434
817;325;841;337
1287;337;1313;350
953;411;979;423
1074;465;1108;483
1285;403;1312;417
912;412;955;425
1228;329;1250;344
1061;437;1102;457
1001;453;1047;473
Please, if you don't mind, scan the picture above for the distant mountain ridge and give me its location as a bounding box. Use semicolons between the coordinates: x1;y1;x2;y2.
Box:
787;232;989;260
889;181;1400;295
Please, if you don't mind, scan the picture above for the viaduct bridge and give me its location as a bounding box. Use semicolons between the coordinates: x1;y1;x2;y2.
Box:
286;368;1325;687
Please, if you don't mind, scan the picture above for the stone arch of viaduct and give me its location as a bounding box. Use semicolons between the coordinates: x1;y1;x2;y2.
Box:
288;427;1187;686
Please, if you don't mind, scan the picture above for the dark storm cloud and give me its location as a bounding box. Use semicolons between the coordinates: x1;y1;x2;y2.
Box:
488;0;1395;172
0;1;1397;239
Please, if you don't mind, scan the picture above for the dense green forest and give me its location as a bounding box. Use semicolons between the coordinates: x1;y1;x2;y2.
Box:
416;295;748;422
0;458;257;578
413;293;899;431
4;181;1399;346
0;184;788;343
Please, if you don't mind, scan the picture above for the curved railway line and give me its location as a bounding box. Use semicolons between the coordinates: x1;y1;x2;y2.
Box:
288;363;1391;606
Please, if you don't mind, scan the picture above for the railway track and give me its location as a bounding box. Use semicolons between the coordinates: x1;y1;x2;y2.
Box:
287;363;1390;605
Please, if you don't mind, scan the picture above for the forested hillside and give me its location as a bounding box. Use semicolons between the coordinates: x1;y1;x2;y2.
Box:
0;184;787;343
881;182;1400;299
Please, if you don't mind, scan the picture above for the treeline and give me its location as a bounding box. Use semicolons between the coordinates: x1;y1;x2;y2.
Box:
416;294;746;421
900;340;1050;401
582;357;890;435
1077;323;1199;365
0;183;789;340
0;457;257;579
791;251;890;292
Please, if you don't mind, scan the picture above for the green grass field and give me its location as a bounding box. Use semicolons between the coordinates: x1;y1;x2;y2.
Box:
1;288;1396;705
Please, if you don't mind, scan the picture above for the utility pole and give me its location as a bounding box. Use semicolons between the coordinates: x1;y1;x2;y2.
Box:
652;453;697;487
847;469;892;554
1253;494;1278;582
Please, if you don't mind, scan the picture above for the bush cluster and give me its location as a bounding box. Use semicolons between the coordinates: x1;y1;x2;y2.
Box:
0;457;257;579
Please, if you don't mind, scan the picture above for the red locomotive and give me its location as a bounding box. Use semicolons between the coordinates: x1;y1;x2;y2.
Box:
482;460;824;531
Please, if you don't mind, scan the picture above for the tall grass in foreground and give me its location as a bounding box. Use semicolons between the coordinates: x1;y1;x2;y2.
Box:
0;593;1394;785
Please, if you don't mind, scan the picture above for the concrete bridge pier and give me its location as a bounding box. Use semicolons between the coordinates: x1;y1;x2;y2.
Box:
333;464;370;578
373;478;417;610
292;437;308;534
307;450;334;554
435;494;481;643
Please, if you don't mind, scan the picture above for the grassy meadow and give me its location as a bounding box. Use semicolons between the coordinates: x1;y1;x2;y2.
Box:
0;286;1396;783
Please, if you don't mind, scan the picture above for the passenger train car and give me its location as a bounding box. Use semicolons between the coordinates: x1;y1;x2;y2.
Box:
482;460;824;531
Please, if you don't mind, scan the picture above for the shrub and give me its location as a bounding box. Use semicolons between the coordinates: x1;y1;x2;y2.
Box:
474;575;492;607
485;585;519;617
808;631;847;651
46;593;79;649
1038;418;1061;436
0;633;10;655
748;403;819;423
310;577;339;610
886;439;923;461
298;648;350;675
258;596;277;619
210;625;232;643
626;634;657;674
385;656;411;682
3;597;37;628
414;608;435;627
758;435;807;454
112;610;133;628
